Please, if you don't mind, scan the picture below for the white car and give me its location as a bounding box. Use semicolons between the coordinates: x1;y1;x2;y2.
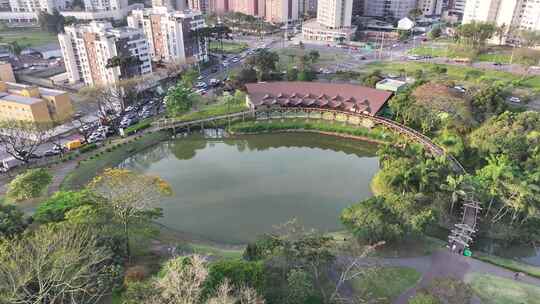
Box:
453;86;466;93
509;96;521;103
195;81;207;88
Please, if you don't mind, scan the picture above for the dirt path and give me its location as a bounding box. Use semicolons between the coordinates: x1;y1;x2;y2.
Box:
389;250;540;304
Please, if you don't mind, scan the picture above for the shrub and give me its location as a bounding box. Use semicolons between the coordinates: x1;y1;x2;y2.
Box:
80;143;98;153
204;260;264;297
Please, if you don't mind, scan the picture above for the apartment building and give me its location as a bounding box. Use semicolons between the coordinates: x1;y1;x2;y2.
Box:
8;0;61;12
364;0;418;20
0;81;73;123
127;7;208;65
417;0;443;15
302;0;354;41
227;0;265;17
463;0;540;40
83;0;127;11
152;0;186;10
187;0;208;13
265;0;298;23
58;21;152;86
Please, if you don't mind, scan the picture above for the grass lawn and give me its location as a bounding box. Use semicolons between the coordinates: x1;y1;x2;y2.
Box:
466;272;540;304
475;254;540;279
373;236;446;258
208;41;248;54
60;131;169;190
352;266;421;303
360;61;540;89
0;29;58;47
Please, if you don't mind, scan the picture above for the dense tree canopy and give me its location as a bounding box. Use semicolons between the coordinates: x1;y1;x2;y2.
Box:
165;83;196;116
34;190;100;223
0;204;27;238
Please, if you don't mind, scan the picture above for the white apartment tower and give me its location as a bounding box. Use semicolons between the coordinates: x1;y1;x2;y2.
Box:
463;0;540;37
83;0;127;10
364;0;418;19
127;7;208;65
317;0;352;28
58;21;152;85
9;0;58;12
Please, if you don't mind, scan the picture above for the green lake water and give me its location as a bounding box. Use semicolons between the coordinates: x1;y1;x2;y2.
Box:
120;132;380;244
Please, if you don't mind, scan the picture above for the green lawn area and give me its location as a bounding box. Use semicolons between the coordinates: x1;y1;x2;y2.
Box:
208;41;248;54
352;266;421;303
360;61;540;89
60;131;169;190
0;29;58;47
475;254;540;279
373;236;446;258
466;272;540;304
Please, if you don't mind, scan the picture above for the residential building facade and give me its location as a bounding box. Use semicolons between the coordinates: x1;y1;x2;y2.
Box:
83;0;127;11
0;81;73;123
127;7;208;65
58;21;152;86
463;0;540;41
8;0;59;12
417;0;443;16
302;0;354;41
364;0;418;20
265;0;298;23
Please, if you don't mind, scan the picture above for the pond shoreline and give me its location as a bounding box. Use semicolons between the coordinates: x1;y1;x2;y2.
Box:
228;129;388;145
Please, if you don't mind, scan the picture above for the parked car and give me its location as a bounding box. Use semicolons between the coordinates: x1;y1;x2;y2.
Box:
453;86;466;93
509;96;521;103
0;157;23;172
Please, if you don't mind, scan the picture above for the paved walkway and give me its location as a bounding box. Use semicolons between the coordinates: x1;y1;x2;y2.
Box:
387;250;540;304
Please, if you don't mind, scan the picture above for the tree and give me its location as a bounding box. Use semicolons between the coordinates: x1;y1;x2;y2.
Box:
518;29;540;48
88;168;172;262
363;70;383;88
495;23;507;45
0;224;116;304
308;50;320;63
286;269;313;304
37;9;65;34
0;204;27;238
34;190;100;223
428;26;442;40
455;22;496;49
165;83;196;116
408;8;422;20
440;175;468;215
6;168;52;202
8;41;25;56
181;68;199;88
341;196;407;243
246;49;279;81
79;78;148;122
0;120;52;163
105;55;143;80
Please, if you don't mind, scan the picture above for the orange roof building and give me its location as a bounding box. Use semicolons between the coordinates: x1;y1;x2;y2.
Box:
245;82;393;116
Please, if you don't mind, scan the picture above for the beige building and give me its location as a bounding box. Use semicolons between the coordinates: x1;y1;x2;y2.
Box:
265;0;298;23
127;7;208;65
59;21;152;86
0;81;73;123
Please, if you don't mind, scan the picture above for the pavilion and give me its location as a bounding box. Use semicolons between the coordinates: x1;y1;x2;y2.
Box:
245;82;393;116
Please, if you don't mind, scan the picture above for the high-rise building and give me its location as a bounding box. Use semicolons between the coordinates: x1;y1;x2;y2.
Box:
127;7;208;65
8;0;58;12
463;0;540;40
351;0;363;17
265;0;298;23
417;0;443;16
58;21;152;86
83;0;127;10
228;0;265;17
364;0;418;20
152;0;187;10
317;0;352;28
187;0;209;13
302;0;354;41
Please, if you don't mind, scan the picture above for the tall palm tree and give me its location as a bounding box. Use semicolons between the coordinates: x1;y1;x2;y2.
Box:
440;175;468;215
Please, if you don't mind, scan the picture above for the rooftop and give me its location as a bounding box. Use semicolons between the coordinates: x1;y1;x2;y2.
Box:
246;82;393;116
0;92;42;105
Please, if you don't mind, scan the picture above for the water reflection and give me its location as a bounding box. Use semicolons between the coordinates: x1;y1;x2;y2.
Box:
120;132;379;244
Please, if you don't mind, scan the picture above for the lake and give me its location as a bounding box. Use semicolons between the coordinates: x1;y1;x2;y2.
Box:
120;132;380;244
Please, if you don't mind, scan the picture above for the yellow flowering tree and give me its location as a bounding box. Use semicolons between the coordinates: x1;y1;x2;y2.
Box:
88;168;172;262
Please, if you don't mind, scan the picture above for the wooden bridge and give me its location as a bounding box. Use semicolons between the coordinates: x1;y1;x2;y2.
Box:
152;107;464;171
153;107;479;250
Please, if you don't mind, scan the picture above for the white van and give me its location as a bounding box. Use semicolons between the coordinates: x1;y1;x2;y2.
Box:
0;157;23;172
